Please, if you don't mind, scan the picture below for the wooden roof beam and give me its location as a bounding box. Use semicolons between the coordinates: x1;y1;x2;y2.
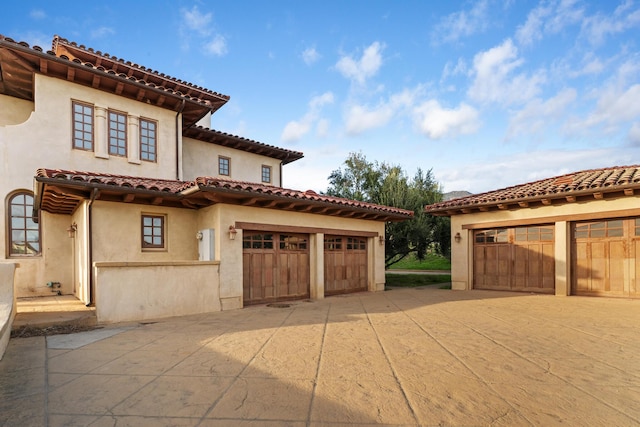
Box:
593;192;604;200
624;188;634;196
541;199;552;205
151;197;163;205
66;67;75;81
122;194;135;203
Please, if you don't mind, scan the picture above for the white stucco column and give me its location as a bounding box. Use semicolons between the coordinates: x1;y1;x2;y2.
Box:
554;221;570;296
94;106;108;159
310;233;324;300
127;114;140;164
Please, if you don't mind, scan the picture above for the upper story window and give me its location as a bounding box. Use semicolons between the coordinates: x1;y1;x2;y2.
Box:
108;110;127;156
140;118;157;162
219;156;230;176
262;165;272;183
72;101;94;150
141;214;165;250
7;191;40;256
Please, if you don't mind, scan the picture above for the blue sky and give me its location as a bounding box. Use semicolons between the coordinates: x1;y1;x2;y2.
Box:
3;1;640;194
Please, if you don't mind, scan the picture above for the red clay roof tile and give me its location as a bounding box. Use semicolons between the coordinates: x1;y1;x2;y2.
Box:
425;165;640;215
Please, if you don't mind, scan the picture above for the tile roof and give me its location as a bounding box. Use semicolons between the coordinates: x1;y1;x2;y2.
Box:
0;35;227;127
35;169;413;221
183;126;304;164
50;36;230;106
194;177;413;217
425;165;640;216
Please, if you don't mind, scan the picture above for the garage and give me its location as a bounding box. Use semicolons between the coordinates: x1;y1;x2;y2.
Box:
572;218;640;297
324;235;368;295
242;231;310;305
473;225;555;293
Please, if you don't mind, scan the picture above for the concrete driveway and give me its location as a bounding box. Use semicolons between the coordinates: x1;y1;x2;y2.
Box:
1;286;640;426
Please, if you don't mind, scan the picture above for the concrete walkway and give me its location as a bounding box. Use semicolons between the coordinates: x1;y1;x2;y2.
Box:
1;287;640;426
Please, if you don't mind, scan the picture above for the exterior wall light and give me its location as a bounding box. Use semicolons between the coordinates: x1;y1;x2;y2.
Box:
454;232;462;243
379;235;385;245
67;222;77;238
228;225;238;240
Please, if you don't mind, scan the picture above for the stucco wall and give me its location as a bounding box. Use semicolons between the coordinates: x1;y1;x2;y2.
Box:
450;196;640;294
0;74;180;296
91;201;199;263
0;94;33;126
182;137;282;185
0;262;17;361
94;261;220;323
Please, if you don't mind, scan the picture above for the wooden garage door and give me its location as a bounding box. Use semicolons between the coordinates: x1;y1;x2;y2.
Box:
324;236;368;295
572;218;640;298
474;226;555;293
242;232;310;305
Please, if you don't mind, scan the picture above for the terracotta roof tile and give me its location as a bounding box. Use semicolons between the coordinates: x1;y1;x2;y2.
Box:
35;169;413;220
183;126;304;164
36;168;193;193
0;35;228;112
425;165;640;215
195;177;413;217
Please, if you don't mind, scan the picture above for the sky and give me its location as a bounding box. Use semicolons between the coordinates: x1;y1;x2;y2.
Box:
2;0;640;195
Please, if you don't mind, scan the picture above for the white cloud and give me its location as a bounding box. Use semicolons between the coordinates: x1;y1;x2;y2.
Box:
344;104;394;135
302;47;320;65
180;5;227;56
281;92;335;143
516;0;584;46
581;0;640;45
204;34;228;56
441;58;467;82
468;39;546;106
181;6;212;36
91;27;115;39
432;0;490;45
507;88;577;138
412;100;481;140
342;87;420;135
334;41;384;85
583;84;640;128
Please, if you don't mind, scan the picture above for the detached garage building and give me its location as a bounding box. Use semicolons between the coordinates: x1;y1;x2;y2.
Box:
425;165;640;298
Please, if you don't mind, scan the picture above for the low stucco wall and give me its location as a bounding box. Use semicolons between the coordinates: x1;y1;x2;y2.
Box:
94;261;221;323
0;263;18;360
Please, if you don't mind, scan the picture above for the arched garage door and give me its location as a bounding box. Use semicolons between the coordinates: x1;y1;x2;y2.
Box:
324;235;368;295
473;226;555;293
572;218;640;297
242;232;310;305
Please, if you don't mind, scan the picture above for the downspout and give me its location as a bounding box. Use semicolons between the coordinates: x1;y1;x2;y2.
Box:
86;188;98;307
175;99;186;180
280;153;290;188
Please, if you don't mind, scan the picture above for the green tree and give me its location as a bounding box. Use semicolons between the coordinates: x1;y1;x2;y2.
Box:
326;152;450;268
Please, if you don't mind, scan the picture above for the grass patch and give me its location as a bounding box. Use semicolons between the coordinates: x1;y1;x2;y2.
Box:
387;252;451;271
385;273;451;288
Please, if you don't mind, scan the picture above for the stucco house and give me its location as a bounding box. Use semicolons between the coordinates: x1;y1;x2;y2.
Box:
0;34;412;323
425;166;640;298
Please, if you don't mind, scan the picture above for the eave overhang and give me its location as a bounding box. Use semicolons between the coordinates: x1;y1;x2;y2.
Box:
34;170;413;223
183;126;304;164
0;35;229;128
425;166;640;217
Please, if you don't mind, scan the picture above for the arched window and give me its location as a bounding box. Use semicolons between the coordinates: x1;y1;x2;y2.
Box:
7;191;40;256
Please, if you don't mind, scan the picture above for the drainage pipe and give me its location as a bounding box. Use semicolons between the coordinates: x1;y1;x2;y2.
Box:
86;188;98;307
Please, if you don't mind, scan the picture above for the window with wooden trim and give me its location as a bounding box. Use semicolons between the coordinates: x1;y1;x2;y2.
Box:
574;219;624;239
7;191;40;256
262;165;272;183
72;101;94;150
242;233;274;249
140;118;157;162
324;237;343;251
346;237;366;250
219;156;230;176
141;214;165;249
108;110;127;156
279;234;308;250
